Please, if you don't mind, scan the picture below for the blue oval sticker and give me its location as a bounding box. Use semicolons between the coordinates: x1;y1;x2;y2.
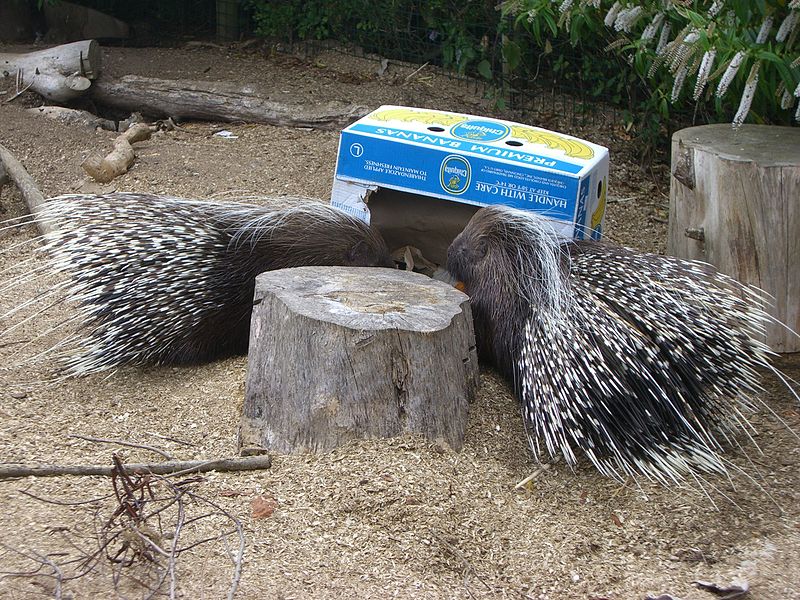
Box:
451;120;510;142
439;155;471;195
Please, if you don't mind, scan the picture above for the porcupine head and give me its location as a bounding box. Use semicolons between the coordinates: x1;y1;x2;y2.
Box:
446;206;570;383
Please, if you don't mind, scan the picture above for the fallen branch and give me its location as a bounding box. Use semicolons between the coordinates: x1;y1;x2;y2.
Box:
81;123;154;183
0;143;53;235
0;454;272;479
91;75;368;129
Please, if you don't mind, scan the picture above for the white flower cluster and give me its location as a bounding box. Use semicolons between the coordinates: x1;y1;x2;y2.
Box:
733;62;760;127
776;10;798;42
781;88;794;110
641;13;665;42
708;0;724;18
693;49;716;100
656;22;671;54
671;65;688;101
755;16;773;44
715;50;744;98
604;1;622;28
614;6;643;32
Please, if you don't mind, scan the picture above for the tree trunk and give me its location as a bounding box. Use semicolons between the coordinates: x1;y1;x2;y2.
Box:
668;124;800;352
0;40;101;102
239;266;478;454
91;75;368;129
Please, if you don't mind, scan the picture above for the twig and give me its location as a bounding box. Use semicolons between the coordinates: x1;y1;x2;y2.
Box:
514;463;551;489
184;489;244;600
18;489;115;506
69;434;175;460
0;544;63;599
167;485;185;600
33;550;64;600
429;529;492;594
3;70;35;103
404;61;429;83
0;454;272;479
145;431;194;447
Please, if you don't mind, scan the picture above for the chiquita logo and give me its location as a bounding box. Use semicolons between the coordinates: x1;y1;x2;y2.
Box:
439;155;471;195
451;120;510;142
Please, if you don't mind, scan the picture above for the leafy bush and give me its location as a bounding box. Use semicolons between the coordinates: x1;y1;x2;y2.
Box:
502;0;800;127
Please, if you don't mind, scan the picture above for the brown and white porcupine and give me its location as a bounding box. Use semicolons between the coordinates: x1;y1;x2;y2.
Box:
1;193;392;375
446;205;794;482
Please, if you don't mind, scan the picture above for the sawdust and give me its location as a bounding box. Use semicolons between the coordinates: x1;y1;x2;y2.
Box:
0;43;798;599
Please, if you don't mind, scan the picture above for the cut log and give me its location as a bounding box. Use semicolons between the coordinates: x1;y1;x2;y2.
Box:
91;75;368;129
668;124;800;352
0;40;101;102
240;266;478;454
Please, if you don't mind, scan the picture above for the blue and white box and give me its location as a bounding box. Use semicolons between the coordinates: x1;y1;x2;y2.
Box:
331;105;609;263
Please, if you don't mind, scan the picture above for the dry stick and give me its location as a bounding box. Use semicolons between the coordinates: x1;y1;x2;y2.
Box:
0;144;53;235
69;434;175;461
428;529;493;597
81;123;154;183
4;71;36;103
514;463;551;490
0;454;272;479
145;431;194;447
183;488;245;600
404;61;429;83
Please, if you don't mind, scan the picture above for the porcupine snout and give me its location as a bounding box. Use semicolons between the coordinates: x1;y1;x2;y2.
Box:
446;230;485;291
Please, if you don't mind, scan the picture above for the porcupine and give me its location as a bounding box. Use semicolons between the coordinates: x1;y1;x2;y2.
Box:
1;193;392;375
446;204;793;482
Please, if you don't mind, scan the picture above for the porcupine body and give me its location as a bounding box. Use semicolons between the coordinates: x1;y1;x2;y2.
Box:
447;205;778;482
3;193;392;375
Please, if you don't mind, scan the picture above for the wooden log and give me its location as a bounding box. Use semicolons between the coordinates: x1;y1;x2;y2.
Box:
240;266;478;454
91;75;368;129
0;143;54;235
0;40;101;102
668;124;800;352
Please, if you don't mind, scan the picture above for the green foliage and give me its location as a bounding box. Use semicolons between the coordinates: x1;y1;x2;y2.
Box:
244;0;501;75
503;0;800;133
244;0;798;153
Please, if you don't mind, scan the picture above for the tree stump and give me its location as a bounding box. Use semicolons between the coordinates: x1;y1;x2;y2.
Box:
668;124;800;352
239;266;479;454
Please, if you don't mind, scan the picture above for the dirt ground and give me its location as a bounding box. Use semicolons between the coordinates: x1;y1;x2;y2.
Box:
0;44;798;600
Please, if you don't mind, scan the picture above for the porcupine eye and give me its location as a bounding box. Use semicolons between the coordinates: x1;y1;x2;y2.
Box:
472;237;488;261
346;239;375;266
346;239;393;268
